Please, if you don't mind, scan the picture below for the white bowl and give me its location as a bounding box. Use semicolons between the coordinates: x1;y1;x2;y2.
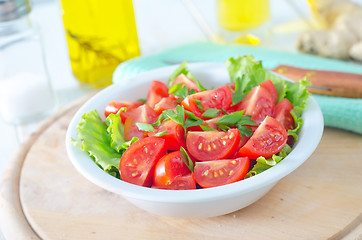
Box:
66;62;324;218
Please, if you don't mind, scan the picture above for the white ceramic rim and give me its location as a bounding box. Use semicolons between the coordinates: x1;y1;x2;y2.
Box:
66;62;324;203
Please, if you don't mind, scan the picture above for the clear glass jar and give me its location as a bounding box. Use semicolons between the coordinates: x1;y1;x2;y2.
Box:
0;1;56;125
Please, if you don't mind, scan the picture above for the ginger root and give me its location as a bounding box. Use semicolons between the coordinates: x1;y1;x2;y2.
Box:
297;0;362;61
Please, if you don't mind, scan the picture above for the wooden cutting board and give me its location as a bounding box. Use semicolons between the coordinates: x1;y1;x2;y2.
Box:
0;97;361;240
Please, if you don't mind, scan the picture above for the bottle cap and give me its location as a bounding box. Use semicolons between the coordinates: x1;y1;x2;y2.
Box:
0;0;31;22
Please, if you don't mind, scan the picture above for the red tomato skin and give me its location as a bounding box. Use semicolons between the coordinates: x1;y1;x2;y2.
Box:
230;86;275;125
148;119;186;151
119;137;167;187
153;95;179;114
186;128;241;161
182;85;232;118
146;80;169;108
194;157;250;188
153;151;194;189
238;116;288;159
104;101;143;123
260;80;278;104
172;74;200;91
153;174;196;190
123;105;159;141
228;136;250;158
274;98;295;130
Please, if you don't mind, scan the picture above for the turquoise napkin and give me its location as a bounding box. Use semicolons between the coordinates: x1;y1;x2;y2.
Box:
113;42;362;135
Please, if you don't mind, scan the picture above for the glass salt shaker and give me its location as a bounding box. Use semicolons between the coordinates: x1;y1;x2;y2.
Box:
0;0;56;125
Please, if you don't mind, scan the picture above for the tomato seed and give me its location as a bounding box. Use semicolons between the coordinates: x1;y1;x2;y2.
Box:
198;143;203;150
229;131;234;139
229;170;234;176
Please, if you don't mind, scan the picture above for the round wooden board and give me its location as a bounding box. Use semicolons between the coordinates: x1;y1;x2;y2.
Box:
1;99;362;240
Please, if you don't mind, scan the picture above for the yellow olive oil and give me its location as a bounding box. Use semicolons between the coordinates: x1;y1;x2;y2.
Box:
217;0;270;31
60;0;140;87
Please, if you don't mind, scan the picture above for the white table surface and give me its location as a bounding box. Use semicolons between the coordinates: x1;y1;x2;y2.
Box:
0;0;315;189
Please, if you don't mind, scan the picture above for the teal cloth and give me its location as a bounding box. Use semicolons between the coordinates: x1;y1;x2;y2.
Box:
113;42;362;135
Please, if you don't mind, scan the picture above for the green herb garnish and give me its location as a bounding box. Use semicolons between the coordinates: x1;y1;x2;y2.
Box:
216;111;257;137
201;108;220;118
180;147;194;172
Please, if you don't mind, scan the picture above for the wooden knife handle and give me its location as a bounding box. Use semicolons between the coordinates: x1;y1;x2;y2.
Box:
272;65;362;98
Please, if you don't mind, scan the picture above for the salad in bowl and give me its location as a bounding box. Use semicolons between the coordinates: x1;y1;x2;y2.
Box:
66;55;323;217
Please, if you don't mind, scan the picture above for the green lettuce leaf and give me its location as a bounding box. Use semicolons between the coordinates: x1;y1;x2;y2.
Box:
106;111;138;153
73;110;122;178
245;144;292;178
226;55;287;103
287;110;304;144
284;76;311;118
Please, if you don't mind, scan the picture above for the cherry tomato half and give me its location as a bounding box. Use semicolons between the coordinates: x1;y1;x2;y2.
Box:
186;128;241;161
153;95;179;114
260;80;277;105
153;151;195;190
182;85;232;118
194;157;250;188
231;86;275;124
228;135;250;159
274;98;294;130
146;80;169;108
119;137;167;187
148;119;186;151
124;105;159;141
238;116;288;159
172;74;200;91
104;101;143;123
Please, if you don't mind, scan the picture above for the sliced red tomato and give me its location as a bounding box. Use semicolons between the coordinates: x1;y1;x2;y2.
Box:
239;116;288;159
124;105;159;141
274;98;295;130
148;119;185;151
165;174;196;190
104;101;143;123
153;95;179;114
152;151;195;190
194;157;250;188
260;80;277;104
228;136;250;159
146;80;169;108
172;73;199;91
182;85;232;118
186;128;241;161
119;137;167;187
153;174;196;190
230;86;275;124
